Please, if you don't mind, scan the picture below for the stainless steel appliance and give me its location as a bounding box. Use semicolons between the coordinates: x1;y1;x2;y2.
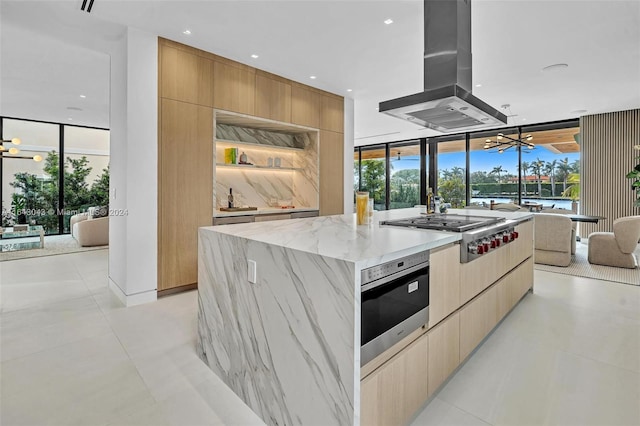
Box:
379;0;507;132
380;214;520;263
361;251;429;366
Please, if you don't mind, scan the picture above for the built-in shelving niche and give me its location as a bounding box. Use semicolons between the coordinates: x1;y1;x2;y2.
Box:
213;110;319;212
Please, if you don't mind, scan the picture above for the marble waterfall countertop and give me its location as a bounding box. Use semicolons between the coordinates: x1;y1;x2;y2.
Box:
196;207;533;426
202;207;533;269
213;207;319;217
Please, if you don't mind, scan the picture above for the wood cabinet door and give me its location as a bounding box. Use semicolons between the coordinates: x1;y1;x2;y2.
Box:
291;84;322;128
158;99;213;291
509;220;534;269
255;73;292;122
160;45;213;107
319;130;344;216
360;334;428;426
429;244;461;326
428;312;460;395
459;285;498;361
321;95;344;132
213;61;255;115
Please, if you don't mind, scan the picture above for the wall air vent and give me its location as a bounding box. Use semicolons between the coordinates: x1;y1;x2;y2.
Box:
80;0;95;13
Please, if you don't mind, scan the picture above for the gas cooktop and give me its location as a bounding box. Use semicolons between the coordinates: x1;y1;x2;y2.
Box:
380;214;505;232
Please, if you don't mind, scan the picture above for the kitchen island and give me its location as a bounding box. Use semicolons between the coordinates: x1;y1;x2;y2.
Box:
196;208;534;425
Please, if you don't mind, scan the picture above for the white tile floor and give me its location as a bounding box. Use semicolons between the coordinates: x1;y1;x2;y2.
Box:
1;250;639;426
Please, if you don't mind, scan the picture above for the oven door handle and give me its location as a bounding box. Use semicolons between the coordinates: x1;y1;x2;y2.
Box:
361;261;429;293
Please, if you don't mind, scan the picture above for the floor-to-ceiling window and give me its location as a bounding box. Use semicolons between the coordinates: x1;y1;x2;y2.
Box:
353;118;580;212
1;117;109;234
435;136;466;208
389;140;421;209
358;145;387;210
469;128;519;206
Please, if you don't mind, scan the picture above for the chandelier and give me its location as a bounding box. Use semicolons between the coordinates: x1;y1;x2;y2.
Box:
0;138;43;162
483;132;534;154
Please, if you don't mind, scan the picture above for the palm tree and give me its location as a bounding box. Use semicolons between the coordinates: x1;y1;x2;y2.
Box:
521;161;530;196
490;165;505;183
544;160;558;197
556;157;572;192
530;158;545;196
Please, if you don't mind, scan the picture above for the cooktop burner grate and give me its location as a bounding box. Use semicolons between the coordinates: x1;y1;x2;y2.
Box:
380;214;505;232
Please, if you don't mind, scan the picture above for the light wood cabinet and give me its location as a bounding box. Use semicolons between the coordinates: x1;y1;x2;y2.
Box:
321;94;344;132
319;130;344;216
460;246;509;305
255;73;292;122
254;213;291;222
158;99;213;291
509;220;534;269
459;285;497;361
213;60;256;115
427;312;460;395
429;244;461;326
360;334;428;426
160;45;213;107
291;84;322;128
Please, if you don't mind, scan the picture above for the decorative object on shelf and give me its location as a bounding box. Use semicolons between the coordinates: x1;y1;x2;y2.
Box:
228;188;234;208
267;157;273;167
0;137;43;161
224;148;238;164
626;144;640;207
483;132;534;153
274;157;281;168
239;151;248;164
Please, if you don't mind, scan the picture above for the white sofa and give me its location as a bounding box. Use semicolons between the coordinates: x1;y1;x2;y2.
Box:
70;211;109;247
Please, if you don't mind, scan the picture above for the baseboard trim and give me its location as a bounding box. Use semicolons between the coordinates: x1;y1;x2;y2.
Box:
108;278;157;307
158;283;197;297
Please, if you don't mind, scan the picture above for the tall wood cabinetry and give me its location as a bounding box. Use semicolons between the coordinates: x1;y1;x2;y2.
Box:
157;38;345;293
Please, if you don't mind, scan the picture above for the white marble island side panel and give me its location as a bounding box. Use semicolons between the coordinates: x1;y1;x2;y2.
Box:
197;229;358;426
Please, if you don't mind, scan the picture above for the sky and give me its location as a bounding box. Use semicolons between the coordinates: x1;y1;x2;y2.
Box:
391;147;580;176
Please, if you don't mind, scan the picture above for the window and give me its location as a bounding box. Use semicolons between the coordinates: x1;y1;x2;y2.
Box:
435;137;466;208
1;119;59;234
389;141;421;209
359;145;387;210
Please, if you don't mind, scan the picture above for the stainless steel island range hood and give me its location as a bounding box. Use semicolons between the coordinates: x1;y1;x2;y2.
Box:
379;0;507;133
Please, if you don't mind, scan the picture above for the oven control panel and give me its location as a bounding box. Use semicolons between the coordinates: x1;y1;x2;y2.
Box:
361;251;430;286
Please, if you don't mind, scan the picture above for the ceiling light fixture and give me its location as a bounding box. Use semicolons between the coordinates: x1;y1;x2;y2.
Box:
484;133;534;154
182;29;192;35
0;138;42;162
384;18;393;25
251;54;259;59
79;94;86;98
310;76;316;79
475;84;482;88
347;89;352;92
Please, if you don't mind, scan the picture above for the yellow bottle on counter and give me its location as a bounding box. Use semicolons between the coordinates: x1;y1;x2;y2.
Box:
356;192;369;225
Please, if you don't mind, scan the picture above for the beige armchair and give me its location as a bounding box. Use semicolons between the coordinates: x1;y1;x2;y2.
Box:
588;216;640;269
542;208;577;254
534;213;573;267
71;212;109;247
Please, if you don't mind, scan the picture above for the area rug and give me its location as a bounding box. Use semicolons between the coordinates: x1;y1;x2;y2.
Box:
534;240;640;286
0;234;107;262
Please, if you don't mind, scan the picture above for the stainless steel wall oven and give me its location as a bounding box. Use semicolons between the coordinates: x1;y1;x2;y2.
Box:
360;251;429;366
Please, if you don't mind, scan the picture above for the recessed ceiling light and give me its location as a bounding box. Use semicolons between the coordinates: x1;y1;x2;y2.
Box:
522;118;527;121
67;106;83;111
310;76;316;79
79;94;86;98
251;54;259;59
183;29;191;35
542;63;568;72
571;109;588;114
384;18;393;25
68;118;73;121
347;89;352;92
475;84;482;88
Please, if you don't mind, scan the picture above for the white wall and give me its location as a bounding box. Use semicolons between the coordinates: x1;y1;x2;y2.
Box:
108;27;158;306
343;97;355;214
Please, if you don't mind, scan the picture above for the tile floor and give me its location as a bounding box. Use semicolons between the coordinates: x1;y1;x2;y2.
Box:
1;250;638;426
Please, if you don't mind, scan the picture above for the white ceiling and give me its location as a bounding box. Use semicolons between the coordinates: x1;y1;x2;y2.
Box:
1;0;639;144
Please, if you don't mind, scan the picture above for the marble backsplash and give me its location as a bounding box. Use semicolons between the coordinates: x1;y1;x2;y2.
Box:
214;130;318;209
